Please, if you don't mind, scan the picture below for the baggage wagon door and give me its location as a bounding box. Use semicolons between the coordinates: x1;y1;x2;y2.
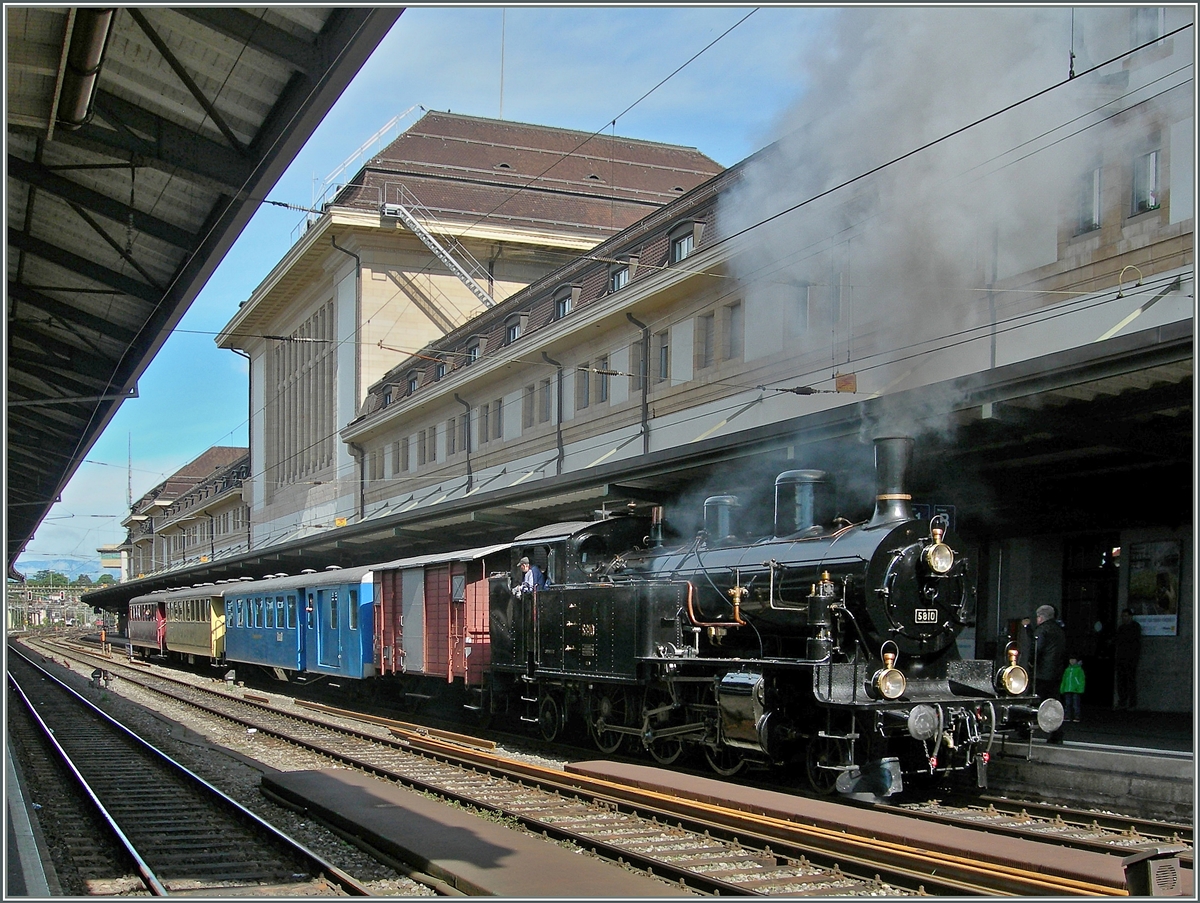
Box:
317;588;343;669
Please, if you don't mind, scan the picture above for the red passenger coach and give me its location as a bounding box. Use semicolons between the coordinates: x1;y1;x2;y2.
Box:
375;544;509;689
127;595;167;657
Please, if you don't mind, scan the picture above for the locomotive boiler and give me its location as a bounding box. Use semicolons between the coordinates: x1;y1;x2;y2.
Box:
488;436;1060;797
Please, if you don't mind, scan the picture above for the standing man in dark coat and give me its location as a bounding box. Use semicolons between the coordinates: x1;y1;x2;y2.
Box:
1032;604;1067;744
1114;607;1142;710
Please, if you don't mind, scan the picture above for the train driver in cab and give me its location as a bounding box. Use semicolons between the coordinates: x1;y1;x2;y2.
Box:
515;556;546;597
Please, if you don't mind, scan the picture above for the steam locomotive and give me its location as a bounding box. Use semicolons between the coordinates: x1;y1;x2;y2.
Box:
487;436;1060;796
126;436;1059;798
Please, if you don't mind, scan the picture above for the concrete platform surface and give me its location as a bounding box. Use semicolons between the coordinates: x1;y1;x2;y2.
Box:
262;768;691;897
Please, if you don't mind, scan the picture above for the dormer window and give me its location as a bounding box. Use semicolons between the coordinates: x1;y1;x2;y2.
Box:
466;341;481;364
670;220;703;264
407;371;420;395
610;265;629;293
383;389;393;407
504;313;529;345
435;361;447;381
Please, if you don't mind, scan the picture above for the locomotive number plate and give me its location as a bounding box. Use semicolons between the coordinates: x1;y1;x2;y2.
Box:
914;608;939;623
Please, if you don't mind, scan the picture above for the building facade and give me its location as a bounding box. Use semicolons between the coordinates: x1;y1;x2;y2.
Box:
217;112;722;549
120;447;250;579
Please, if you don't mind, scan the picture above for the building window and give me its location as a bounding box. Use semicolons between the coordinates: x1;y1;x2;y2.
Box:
1132;150;1160;213
538;378;553;423
459;413;470;451
417;430;427;466
655;331;670;383
610;265;629;293
576;361;590;410
505;315;522;345
427;426;438;463
383;388;392;407
696;313;715;370
392;440;402;475
1078;167;1102;233
447;417;457;455
1132;6;1165;45
466;342;480;364
435;361;447;380
596;354;609;403
671;231;694;263
523;384;536;429
479;404;490;444
400;437;410;472
629;340;645;393
789;287;810;335
492;399;503;439
553;292;571;320
407;371;420;395
369;449;384;482
269;300;334;488
724;301;744;361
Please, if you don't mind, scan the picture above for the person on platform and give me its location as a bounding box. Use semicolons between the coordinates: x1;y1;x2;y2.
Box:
1114;607;1142;710
1060;657;1085;722
1032;604;1067;744
515;556;546;598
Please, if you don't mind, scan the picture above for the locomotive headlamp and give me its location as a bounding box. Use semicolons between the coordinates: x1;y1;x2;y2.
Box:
872;641;907;700
996;645;1029;696
924;542;954;574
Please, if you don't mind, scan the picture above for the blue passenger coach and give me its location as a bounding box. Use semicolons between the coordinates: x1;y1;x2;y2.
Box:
223;566;375;680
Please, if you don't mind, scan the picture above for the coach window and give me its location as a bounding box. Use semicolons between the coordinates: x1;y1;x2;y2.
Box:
348;589;358;630
256;598;264;628
266;598;275;629
330;591;339;630
307;593;315;629
287;595;297;629
275;597;284;629
237;599;244;628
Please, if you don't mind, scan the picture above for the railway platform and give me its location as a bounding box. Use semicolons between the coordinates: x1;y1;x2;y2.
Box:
262;768;693;896
6;741;57;897
988;709;1194;821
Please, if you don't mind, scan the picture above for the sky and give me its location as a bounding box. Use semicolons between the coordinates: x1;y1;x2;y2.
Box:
14;6;835;577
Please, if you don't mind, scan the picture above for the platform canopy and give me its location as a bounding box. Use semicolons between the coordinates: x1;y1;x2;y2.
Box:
6;7;403;573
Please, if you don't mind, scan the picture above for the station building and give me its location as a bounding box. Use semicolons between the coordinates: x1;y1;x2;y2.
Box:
216;111;722;549
119;446;250;579
103;8;1188;717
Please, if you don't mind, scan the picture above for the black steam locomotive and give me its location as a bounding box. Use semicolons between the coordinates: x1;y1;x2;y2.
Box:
488;436;1060;797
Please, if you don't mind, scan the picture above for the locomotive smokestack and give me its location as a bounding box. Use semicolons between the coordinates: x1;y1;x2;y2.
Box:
867;436;914;528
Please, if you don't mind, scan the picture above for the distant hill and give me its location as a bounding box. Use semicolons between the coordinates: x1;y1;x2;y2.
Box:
11;556;120;583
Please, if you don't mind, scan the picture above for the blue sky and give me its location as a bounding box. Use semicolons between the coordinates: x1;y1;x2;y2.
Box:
17;6;831;575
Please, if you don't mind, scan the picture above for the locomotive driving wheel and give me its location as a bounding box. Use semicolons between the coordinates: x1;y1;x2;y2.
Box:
704;745;745;776
538;694;562;742
641;688;684;765
806;735;847;795
589;688;630;754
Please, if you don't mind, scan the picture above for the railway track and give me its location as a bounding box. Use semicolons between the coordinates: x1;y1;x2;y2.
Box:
885;796;1193;861
7;648;369;896
20;636;1173;896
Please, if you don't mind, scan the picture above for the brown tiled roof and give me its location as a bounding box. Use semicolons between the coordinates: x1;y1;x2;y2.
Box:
131;447;248;513
331;111;723;237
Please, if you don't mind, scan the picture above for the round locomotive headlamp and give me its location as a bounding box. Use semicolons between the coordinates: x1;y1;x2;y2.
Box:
997;663;1029;695
996;644;1029;695
872;642;907;700
924;542;955;574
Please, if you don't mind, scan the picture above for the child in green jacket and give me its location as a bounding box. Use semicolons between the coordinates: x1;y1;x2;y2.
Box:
1060;657;1085;722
